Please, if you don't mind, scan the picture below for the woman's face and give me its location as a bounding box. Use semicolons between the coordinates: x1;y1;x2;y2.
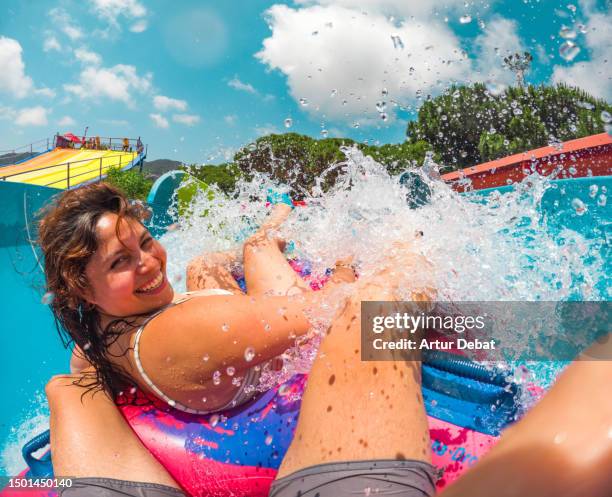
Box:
84;213;174;317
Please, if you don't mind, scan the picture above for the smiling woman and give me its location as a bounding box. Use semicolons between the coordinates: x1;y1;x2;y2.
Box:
36;182;345;414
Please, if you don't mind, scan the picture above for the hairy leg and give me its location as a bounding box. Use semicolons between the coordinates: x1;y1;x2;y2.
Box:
439;337;612;497
47;373;181;488
277;274;431;478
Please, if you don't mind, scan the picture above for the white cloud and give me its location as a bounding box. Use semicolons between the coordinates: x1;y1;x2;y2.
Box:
49;8;83;40
150;113;169;128
64;64;152;104
228;76;258;94
551;9;612;100
90;0;148;31
255;124;280;136
153;95;188;112
292;0;474;19
74;48;102;66
34;87;56;98
172;113;201;126
256;4;470;121
473;17;525;90
58;115;76;126
43;35;61;52
130;20;148;33
15;106;49;127
224;114;237;125
0;37;34;98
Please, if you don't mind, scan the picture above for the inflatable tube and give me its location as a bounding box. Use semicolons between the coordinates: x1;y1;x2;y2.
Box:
3;351;517;497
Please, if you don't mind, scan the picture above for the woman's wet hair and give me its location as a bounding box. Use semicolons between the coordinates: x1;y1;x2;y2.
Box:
38;182;149;401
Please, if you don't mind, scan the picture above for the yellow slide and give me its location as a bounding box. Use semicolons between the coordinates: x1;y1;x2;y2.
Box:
1;149;137;189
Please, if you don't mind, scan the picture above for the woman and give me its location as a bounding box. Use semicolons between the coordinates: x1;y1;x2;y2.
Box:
39;182;351;416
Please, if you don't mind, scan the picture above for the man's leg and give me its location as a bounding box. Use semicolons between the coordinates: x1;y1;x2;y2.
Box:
439;337;612;497
47;374;182;489
275;275;432;488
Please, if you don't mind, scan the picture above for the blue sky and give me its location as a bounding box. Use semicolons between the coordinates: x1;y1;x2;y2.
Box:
1;0;610;163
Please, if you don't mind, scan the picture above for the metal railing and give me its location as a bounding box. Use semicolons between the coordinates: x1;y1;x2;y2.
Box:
0;138;52;166
0;151;145;189
54;134;145;154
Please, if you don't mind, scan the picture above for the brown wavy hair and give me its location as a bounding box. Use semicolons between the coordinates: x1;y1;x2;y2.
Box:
38;182;149;400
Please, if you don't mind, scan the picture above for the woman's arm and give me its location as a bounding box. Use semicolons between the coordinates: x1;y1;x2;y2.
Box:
135;289;336;386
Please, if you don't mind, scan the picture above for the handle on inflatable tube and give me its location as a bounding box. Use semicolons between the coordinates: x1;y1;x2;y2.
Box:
22;429;54;478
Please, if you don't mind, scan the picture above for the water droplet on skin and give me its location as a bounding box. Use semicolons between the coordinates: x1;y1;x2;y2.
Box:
601;111;612;124
299;98;308;106
221;323;230;332
559;41;580;61
41;292;55;305
202;354;209;362
284;118;293;128
244;347;256;362
264;435;273;445
210;414;220;427
213;370;222;385
559;26;576;39
226;366;235;376
459;15;472;24
571;198;587;215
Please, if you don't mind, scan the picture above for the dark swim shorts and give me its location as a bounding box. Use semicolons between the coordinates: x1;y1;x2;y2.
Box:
269;459;438;497
59;478;186;497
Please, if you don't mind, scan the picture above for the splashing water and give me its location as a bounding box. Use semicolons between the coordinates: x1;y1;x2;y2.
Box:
160;147;607;406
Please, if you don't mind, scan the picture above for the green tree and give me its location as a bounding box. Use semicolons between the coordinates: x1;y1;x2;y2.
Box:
233;133;433;196
105;166;153;200
180;163;240;194
408;83;612;170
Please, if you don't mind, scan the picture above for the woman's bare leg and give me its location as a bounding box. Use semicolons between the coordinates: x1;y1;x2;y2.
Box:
243;204;311;296
439;337;612;497
277;274;431;477
47;373;181;488
186;250;242;293
186;205;309;296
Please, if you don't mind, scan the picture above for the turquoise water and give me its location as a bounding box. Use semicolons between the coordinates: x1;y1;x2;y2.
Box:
0;173;609;475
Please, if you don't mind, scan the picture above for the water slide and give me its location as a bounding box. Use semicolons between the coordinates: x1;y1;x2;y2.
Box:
0;149;137;189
